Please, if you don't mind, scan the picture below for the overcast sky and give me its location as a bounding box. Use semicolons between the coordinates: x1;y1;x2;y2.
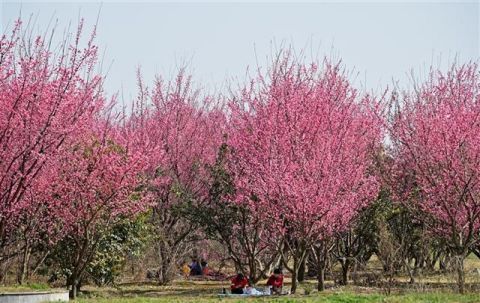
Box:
1;1;479;101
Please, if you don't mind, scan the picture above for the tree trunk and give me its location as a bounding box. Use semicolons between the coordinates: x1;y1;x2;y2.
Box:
455;254;466;294
404;258;415;284
340;259;350;286
70;285;76;299
69;277;79;299
297;256;307;282
352;260;359;285
17;243;30;285
317;266;325;291
157;245;175;285
386;272;393;295
248;257;258;284
290;262;298;294
311;240;330;292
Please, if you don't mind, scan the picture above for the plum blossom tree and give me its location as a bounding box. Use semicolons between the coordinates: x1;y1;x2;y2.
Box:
127;70;226;284
185;143;280;284
228;55;383;293
0;20;104;274
389;63;480;293
49;115;150;298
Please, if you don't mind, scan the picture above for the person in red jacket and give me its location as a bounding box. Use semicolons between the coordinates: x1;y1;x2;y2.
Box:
230;273;249;294
266;268;284;295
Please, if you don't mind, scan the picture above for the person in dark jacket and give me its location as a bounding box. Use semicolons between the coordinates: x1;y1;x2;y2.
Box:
189;259;202;276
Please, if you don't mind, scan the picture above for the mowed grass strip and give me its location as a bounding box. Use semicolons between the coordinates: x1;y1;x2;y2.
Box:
75;292;480;303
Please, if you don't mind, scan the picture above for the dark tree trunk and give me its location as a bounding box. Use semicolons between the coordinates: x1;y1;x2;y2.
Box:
69;276;80;299
338;257;351;286
297;255;307;282
290;268;298;294
311;241;329;292
289;253;305;295
317;266;325;291
341;260;350;286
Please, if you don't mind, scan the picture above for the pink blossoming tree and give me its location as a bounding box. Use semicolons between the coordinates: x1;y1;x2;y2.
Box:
228;55;383;293
128;70;226;284
50;114;150;298
0;20;103;272
390;63;480;293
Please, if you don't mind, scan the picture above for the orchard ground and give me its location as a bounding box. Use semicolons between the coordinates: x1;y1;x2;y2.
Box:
2;255;480;303
75;285;480;303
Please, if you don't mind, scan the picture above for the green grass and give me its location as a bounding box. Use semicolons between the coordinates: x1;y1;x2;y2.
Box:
74;291;480;303
5;253;480;301
74;281;480;303
26;282;51;290
0;282;51;293
2;280;479;302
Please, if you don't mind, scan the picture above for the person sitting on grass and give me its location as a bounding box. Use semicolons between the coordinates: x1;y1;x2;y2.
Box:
266;268;284;295
182;263;191;279
230;273;249;294
201;259;209;275
189;259;203;276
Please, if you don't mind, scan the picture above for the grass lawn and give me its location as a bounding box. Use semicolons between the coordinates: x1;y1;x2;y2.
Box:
2;279;480;302
3;255;480;302
75;291;480;303
0;282;52;292
73;280;480;303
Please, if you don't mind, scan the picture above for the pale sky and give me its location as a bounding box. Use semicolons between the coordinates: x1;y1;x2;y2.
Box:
1;1;479;101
